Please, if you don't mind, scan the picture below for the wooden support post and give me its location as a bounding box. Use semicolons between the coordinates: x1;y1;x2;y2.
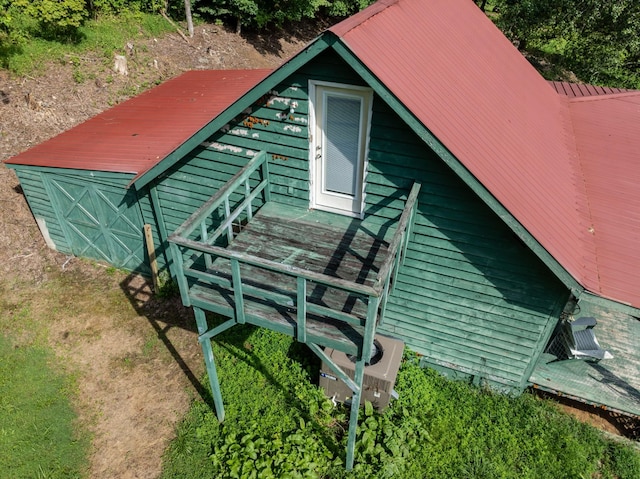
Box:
168;242;191;307
346;357;365;471
143;224;160;293
193;307;225;422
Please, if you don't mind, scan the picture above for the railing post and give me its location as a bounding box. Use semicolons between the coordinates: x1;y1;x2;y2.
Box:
169;242;191;307
296;277;307;343
230;258;246;324
362;295;379;363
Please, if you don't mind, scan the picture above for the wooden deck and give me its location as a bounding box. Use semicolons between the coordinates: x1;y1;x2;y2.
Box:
529;300;640;417
186;202;393;356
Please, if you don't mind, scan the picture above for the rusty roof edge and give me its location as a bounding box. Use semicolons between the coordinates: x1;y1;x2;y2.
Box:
131;35;333;190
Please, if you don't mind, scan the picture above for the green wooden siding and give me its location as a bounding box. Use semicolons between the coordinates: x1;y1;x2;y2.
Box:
13;168;71;253
12;166;150;275
155;49;568;389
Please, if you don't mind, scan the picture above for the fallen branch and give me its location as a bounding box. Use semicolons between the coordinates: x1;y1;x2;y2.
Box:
161;10;190;44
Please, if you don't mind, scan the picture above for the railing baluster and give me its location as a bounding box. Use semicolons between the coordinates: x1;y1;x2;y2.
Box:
379;274;391;327
262;155;272;202
245;179;253;222
391;232;404;295
201;221;212;269
230;258;246;324
224;197;233;243
297;277;307;343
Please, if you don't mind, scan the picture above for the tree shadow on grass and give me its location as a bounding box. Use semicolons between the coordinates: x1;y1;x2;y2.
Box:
118;273;338;457
119;273;215;406
0;39;23;71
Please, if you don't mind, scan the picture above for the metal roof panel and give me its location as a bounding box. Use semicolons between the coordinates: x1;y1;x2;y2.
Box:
4;69;272;176
569;93;640;306
332;0;596;293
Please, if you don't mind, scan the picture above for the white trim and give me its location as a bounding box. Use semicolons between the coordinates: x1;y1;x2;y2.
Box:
308;80;372;218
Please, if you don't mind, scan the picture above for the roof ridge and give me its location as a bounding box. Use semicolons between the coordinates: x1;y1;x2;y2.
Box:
329;0;399;37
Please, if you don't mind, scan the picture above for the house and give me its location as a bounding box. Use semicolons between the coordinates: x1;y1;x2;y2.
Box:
5;0;640;466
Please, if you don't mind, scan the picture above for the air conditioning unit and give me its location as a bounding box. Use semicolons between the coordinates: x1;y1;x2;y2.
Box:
319;334;404;411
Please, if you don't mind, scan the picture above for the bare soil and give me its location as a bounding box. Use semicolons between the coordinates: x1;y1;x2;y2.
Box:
0;19;636;479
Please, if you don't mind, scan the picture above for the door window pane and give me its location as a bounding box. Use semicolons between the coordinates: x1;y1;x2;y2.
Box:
324;95;361;196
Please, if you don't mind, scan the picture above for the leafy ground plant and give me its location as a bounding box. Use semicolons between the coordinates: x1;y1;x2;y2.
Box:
162;324;639;479
0;334;88;478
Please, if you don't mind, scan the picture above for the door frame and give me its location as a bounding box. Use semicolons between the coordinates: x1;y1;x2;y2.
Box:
308;80;373;218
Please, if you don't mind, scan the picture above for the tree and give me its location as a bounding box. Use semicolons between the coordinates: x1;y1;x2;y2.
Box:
184;0;194;36
494;0;640;88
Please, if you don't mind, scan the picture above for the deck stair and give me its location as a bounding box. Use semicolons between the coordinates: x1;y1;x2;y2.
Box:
169;151;420;469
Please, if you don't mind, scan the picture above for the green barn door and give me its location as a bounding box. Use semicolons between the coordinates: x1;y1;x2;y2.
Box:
46;176;149;274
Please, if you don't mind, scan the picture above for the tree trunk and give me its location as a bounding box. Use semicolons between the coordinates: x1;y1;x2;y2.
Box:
184;0;194;37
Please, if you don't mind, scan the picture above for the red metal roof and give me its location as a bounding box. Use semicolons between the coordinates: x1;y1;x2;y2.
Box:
548;81;630;98
568;92;640;307
331;0;598;296
4;69;271;177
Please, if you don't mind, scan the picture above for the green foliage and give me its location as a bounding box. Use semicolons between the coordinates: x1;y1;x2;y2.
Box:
192;0;375;29
1;12;171;75
89;0;165;17
13;0;87;37
0;335;88;478
162;328;640;478
494;0;640;88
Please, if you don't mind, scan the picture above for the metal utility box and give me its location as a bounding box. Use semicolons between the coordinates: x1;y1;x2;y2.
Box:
319;334;404;411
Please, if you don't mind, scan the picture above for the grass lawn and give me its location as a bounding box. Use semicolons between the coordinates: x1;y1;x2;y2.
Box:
161;323;640;479
0;334;88;478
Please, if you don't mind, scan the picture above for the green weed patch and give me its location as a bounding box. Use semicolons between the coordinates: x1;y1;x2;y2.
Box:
162;325;640;479
0;334;88;478
1;12;171;75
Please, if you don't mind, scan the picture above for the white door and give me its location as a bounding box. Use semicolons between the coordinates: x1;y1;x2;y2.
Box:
310;82;372;217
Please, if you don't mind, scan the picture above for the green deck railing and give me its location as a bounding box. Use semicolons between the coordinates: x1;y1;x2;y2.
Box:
168;150;420;470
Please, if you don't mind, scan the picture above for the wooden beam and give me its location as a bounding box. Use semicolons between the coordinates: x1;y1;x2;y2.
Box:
143;224;160;292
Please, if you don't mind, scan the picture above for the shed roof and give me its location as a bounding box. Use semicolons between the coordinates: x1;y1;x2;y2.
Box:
4;69;271;176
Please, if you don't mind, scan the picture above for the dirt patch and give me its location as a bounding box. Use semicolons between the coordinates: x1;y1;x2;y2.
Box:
535;391;640;441
0;22;311;479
